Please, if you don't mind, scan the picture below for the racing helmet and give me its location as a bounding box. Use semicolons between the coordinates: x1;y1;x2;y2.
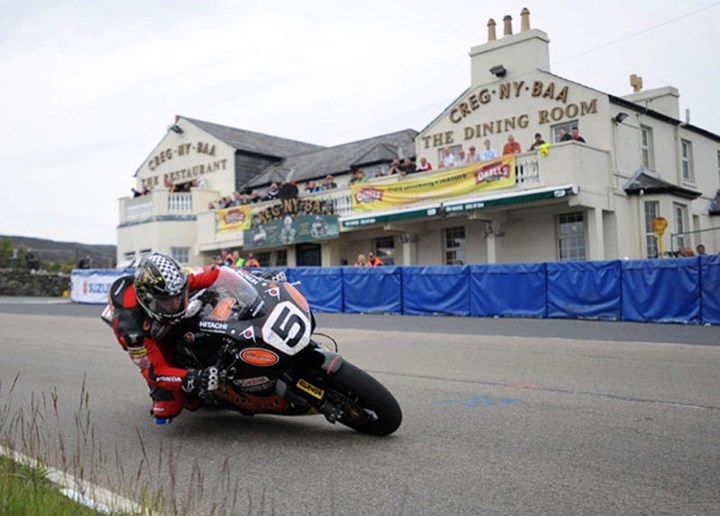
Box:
134;253;189;323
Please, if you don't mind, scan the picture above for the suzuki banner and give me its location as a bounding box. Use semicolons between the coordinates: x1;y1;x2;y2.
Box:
350;155;516;211
71;269;134;304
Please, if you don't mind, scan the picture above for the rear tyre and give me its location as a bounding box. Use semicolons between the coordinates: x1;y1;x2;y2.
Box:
326;361;402;436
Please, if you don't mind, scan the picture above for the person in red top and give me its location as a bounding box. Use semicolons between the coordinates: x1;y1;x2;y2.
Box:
502;134;522;155
245;252;261;268
367;252;385;266
109;253;221;423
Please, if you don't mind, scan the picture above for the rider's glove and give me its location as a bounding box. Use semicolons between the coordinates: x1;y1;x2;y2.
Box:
182;367;219;395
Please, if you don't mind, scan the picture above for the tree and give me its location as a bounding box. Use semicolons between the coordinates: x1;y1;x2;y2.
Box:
0;238;13;267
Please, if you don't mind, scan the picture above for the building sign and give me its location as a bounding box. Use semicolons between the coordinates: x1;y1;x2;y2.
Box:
420;80;599;150
218;205;252;231
350;155;516;212
140;141;228;189
244;214;339;250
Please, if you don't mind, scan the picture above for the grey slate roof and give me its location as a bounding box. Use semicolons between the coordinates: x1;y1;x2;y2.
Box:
245;129;419;188
183;116;325;158
623;169;701;200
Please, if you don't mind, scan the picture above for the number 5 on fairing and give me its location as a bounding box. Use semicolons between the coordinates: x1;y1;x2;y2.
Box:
262;301;311;356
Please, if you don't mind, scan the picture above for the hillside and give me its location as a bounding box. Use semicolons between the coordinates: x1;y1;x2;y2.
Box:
0;235;116;268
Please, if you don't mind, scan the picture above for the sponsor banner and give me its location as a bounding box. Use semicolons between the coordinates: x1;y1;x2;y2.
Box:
350;155;516;211
244;214;339;250
71;269;134;304
218;205;251;231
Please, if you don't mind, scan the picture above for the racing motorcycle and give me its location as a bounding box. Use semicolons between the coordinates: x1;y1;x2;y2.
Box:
106;267;402;436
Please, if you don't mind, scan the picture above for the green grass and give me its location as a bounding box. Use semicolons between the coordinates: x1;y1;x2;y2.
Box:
0;455;102;515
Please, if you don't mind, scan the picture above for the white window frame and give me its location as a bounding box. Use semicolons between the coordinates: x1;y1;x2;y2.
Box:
673;202;689;250
557;212;586;261
444;226;466;265
643;201;659;258
681;139;694;183
640;125;654;170
171;247;190;265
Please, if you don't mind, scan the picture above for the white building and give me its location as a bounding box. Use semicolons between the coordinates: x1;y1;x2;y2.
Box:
118;9;720;268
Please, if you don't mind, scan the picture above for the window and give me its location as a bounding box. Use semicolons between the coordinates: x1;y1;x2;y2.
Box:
444;227;466;265
552;121;577;142
673;203;689;249
139;248;152;257
256;252;271;267
171;247;190;264
641;126;654;169
123;251;135;261
681;139;694;182
558;212;586;261
644;201;659;258
374;236;396;265
437;145;463;168
274;249;287;267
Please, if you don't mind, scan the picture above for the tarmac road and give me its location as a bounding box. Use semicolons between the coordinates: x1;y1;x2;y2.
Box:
0;299;719;515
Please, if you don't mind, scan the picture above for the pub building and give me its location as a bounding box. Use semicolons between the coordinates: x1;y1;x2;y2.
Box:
118;9;720;268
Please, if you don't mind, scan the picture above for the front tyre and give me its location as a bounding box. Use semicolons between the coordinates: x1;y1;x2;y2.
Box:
326;361;402;436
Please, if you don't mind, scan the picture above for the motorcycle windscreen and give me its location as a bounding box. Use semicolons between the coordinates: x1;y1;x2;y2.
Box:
205;268;264;321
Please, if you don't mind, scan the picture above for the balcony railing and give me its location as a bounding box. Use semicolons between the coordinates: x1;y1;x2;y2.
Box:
120;189;220;224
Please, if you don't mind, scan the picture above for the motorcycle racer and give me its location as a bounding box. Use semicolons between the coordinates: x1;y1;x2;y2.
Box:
108;253;222;423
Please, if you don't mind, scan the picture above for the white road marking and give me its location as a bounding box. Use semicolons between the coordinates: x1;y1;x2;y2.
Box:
0;297;71;304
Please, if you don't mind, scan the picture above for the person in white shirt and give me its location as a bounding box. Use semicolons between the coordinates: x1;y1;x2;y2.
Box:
441;148;457;168
480;139;498;161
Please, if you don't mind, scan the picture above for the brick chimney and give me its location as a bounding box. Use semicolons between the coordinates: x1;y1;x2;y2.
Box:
487;18;497;42
503;15;513;36
520;7;531;32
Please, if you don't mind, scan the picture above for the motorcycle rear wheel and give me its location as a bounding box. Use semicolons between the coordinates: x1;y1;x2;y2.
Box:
327;361;402;436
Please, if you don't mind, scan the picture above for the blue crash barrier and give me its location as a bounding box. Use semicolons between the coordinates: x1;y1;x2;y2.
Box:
284;266;343;313
621;258;700;324
469;263;546;318
343;266;402;314
700;255;720;324
73;257;719;324
546;261;622;320
401;266;470;316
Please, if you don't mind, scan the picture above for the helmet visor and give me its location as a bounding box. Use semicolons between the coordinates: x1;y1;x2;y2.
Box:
148;288;189;319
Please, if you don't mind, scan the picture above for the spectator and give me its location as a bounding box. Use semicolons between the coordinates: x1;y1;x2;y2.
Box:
528;133;546;151
195;177;207;189
557;127;568;142
697;244;707;256
324;175;338;189
441;148;456;168
305;181;323;193
265;182;280;201
568;127;586;143
349;169;368;185
354;254;367;267
250;191;262;203
388;159;403;176
373;166;386;178
502;135;522;155
481;139;497;161
367;252;384;266
279;180;299;200
232;250;245;268
245;252;261;268
458;149;467;165
223;250;234;267
131;188;142;198
164;179;177;192
416;157;432;172
400;158;416;175
466;145;480;163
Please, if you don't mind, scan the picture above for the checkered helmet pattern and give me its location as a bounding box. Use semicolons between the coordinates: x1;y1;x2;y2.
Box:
134;253;189;322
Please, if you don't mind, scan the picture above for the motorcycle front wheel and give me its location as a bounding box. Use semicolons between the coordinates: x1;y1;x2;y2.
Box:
326;361;402;436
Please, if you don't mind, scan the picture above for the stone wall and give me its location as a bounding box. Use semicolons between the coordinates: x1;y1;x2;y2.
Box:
0;269;70;297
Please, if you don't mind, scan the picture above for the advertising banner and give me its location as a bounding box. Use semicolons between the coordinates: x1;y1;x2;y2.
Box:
244;214;339;250
350;155;516;211
217;205;252;231
71;269;134;304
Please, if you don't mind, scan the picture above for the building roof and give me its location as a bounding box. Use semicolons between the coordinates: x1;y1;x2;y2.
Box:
245;129;419;188
708;191;720;215
183;116;326;158
623;169;702;200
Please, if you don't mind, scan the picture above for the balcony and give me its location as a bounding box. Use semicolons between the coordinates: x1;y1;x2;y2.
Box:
119;189;220;226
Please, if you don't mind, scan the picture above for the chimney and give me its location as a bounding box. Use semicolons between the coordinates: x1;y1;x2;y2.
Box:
630;74;643;93
520;7;531;32
487;18;497;41
503;15;513;36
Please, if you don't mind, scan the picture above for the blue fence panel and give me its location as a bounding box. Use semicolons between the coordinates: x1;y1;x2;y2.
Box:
284;267;343;313
402;266;469;316
547;260;621;320
621;258;700;324
343;266;402;314
469;263;546;317
700;255;720;324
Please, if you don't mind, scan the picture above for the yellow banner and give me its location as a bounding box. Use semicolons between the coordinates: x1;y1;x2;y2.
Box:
350;155;516;211
217;205;251;231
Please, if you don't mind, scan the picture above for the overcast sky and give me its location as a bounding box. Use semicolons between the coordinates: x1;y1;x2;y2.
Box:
1;0;718;245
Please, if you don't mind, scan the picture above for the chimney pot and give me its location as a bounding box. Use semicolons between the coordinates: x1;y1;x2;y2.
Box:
503;15;513;36
630;74;643;93
487;18;497;41
520;8;531;32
